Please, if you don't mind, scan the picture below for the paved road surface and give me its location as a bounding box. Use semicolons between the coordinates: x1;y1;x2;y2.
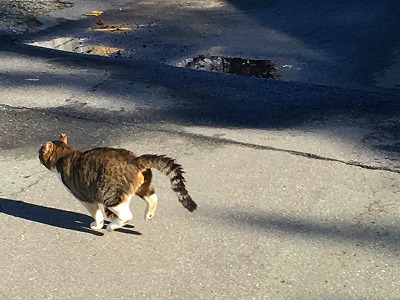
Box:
1;1;400;299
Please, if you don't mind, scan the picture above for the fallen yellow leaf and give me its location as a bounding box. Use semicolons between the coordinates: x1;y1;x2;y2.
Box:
84;10;103;16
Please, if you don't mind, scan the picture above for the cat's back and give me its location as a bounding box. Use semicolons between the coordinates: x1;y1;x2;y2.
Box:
82;147;136;161
79;147;137;172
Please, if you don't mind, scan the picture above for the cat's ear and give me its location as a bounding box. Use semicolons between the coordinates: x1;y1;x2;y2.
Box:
59;133;68;144
43;141;54;153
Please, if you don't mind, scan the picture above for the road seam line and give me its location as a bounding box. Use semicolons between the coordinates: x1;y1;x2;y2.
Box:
1;103;398;174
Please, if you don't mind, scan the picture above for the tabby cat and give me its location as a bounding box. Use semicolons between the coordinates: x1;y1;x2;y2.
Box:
38;134;197;232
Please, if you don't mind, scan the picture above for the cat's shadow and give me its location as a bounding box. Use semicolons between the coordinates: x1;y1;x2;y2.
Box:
0;198;142;236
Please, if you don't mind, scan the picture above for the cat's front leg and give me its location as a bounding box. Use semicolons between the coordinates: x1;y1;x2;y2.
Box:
79;201;104;230
90;219;104;230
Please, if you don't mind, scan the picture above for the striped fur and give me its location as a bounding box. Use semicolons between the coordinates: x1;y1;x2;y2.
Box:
133;154;197;212
38;134;197;231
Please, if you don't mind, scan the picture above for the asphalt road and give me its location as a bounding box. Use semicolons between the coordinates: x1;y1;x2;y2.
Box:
1;1;400;299
17;0;400;91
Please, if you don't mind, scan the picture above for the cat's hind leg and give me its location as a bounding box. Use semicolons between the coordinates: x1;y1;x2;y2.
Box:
106;198;133;232
80;201;104;230
141;194;158;221
104;207;117;220
136;170;158;221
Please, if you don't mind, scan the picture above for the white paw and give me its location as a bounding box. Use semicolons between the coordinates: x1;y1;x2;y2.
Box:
106;223;115;232
90;221;104;230
145;213;154;221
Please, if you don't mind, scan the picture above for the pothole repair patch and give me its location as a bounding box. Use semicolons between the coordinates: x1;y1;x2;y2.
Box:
178;55;280;79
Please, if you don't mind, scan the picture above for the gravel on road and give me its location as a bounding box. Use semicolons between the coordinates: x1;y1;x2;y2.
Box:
0;0;73;34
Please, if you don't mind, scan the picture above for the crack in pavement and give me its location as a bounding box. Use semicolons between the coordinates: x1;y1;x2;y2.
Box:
1;103;399;174
354;198;398;224
141;126;400;175
1;170;46;198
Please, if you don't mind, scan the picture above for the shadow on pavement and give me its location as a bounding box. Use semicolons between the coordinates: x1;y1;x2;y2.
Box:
3;42;400;127
0;198;142;236
207;208;400;254
225;0;400;87
2;40;400;160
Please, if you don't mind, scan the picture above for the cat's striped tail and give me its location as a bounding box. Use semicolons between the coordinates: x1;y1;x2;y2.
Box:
133;154;197;212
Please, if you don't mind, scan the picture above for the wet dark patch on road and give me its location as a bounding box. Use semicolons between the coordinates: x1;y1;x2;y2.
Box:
178;55;279;79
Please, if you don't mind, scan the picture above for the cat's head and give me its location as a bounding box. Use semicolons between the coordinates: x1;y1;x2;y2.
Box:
38;133;72;170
